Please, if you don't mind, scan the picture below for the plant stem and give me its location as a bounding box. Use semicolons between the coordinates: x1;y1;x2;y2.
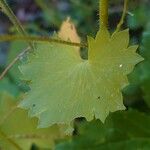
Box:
0;47;30;80
0;0;34;50
0;0;25;35
0;130;22;150
99;0;108;29
115;0;128;32
0;34;87;48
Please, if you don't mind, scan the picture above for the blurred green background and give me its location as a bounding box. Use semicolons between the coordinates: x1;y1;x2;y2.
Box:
0;0;150;149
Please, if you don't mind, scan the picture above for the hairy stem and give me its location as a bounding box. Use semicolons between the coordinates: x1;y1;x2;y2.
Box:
99;0;108;29
0;35;87;48
0;0;34;50
0;34;87;80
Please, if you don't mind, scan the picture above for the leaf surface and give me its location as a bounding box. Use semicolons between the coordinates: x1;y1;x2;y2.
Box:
19;27;143;129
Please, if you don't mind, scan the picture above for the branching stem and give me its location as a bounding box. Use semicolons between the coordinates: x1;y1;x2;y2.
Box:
0;47;30;80
0;0;34;50
0;34;87;80
115;0;128;32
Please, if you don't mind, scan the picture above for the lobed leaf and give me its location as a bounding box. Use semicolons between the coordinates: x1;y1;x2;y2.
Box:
19;25;143;130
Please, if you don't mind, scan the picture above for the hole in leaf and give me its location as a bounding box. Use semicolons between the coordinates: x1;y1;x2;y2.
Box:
32;104;36;107
97;96;100;100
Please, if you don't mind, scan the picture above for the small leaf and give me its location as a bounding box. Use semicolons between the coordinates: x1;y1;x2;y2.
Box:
58;17;81;53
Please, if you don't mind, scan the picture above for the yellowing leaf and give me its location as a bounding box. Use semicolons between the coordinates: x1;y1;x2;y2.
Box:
0;93;66;150
19;27;143;131
58;17;81;53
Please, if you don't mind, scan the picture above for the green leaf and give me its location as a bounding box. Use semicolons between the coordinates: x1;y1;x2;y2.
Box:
55;110;150;150
0;92;67;150
19;27;143;130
